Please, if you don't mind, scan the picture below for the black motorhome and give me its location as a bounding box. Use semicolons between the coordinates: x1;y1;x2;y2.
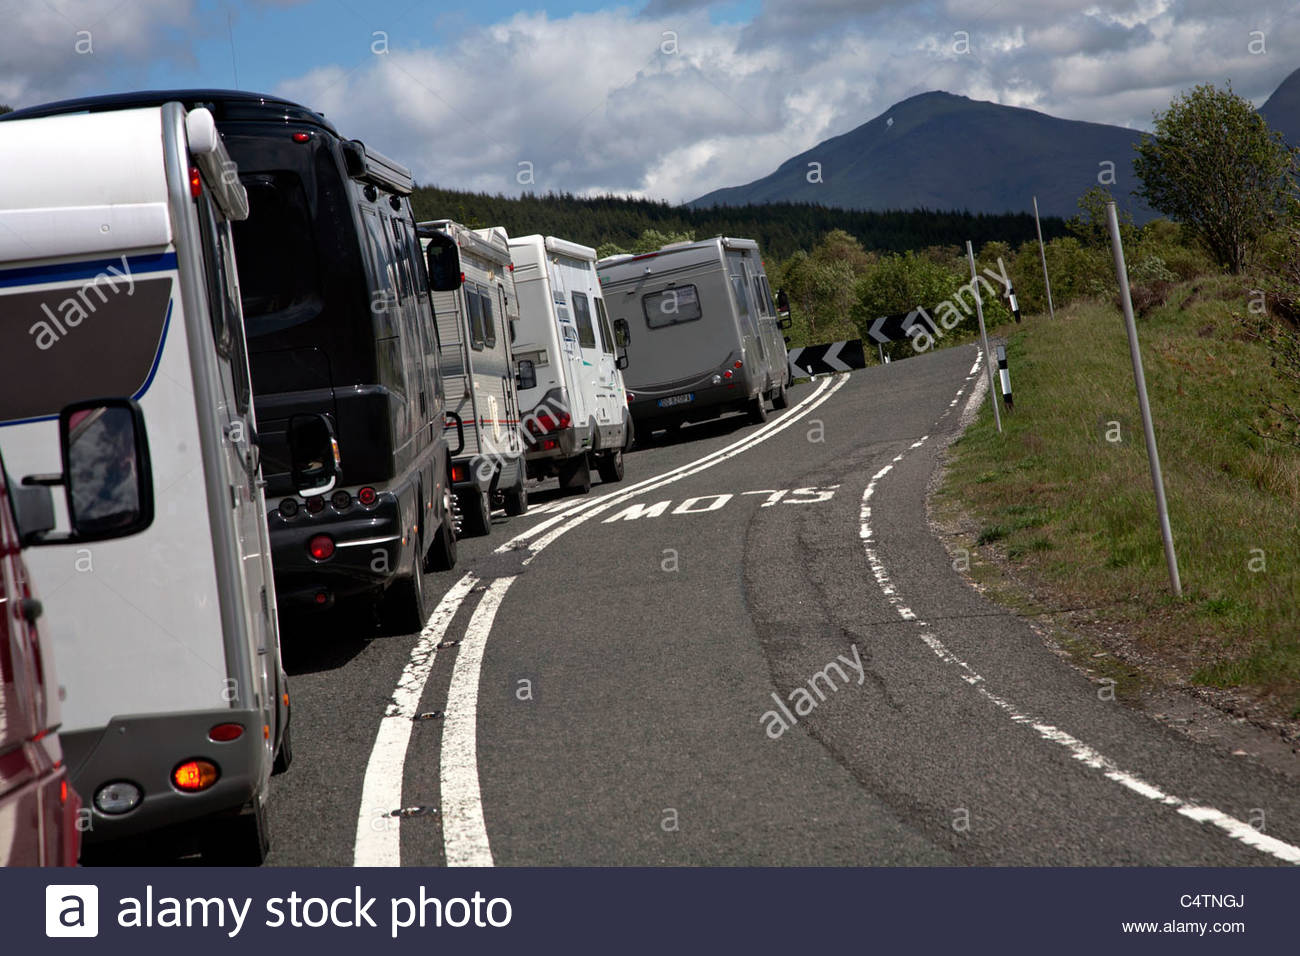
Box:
7;91;460;631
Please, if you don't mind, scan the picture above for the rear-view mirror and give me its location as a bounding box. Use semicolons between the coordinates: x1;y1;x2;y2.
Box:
425;233;462;292
287;413;342;497
516;359;537;391
24;399;155;546
615;354;629;370
776;289;790;316
613;318;631;348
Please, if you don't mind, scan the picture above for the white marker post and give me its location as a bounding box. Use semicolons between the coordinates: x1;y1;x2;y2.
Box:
1033;195;1055;319
1106;201;1182;598
966;240;1002;434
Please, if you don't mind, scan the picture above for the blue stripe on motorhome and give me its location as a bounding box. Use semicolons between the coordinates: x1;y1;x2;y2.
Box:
0;251;179;288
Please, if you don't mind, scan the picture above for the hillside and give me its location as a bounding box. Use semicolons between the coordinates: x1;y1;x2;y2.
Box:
409;185;1067;260
690;91;1156;221
1260;66;1300;146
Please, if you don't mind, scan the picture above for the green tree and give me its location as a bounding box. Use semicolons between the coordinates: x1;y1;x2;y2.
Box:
1134;83;1297;273
0;105;12;115
1067;185;1134;249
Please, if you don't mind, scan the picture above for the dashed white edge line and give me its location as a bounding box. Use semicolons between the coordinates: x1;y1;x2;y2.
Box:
857;359;1300;866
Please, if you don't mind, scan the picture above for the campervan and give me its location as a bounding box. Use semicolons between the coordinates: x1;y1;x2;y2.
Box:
418;220;528;535
11;90;461;632
508;235;632;494
597;237;792;436
0;103;289;863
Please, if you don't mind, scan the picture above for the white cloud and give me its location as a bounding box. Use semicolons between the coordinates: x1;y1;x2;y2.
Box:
5;1;1300;202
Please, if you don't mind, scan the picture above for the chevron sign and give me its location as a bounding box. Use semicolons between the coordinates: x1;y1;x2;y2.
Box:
788;339;867;378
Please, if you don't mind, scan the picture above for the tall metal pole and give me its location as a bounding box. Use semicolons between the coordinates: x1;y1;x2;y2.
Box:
1106;202;1182;598
965;240;1002;435
1033;195;1055;319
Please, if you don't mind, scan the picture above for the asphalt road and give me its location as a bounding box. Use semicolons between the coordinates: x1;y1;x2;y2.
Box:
266;343;1300;867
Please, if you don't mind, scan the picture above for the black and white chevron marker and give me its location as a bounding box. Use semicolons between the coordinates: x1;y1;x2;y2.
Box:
787;339;867;378
867;309;944;344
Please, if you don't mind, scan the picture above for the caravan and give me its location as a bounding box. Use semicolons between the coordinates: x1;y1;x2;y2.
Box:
0;103;289;862
12;90;461;631
418;220;528;535
508;235;632;494
597;237;792;437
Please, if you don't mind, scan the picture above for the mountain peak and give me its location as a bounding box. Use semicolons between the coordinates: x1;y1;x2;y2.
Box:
689;90;1152;220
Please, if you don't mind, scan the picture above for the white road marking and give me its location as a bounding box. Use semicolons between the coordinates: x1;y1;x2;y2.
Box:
441;576;514;867
857;361;1300;866
354;374;844;865
352;573;479;866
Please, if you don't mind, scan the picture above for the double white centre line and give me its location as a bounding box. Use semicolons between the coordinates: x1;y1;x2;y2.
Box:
354;373;849;866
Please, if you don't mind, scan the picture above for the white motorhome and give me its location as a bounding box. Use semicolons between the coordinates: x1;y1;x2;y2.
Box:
508;235;632;493
0;103;290;863
597;236;792;437
418;220;527;534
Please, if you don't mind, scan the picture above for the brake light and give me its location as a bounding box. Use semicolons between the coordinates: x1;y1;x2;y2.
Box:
208;723;244;742
60;779;68;805
724;369;733;379
189;166;202;198
306;495;325;514
526;410;571;435
358;486;377;506
173;760;219;792
626;392;635;403
308;535;335;560
451;464;468;483
292;132;311;143
734;360;743;369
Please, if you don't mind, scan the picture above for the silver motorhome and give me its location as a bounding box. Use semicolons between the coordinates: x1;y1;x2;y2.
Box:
0;103;290;863
419;219;528;534
597;236;792;436
509;235;632;494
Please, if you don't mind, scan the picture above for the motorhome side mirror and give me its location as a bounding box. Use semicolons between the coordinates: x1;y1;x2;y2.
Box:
425;234;462;293
776;289;791;315
516;359;537;391
615;354;630;370
287;413;341;497
24;399;155;546
613;318;631;348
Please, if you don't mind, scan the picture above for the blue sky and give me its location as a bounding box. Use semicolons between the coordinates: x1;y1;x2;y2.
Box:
3;1;1298;202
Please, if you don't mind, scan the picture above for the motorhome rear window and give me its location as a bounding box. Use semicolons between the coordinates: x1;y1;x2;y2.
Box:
467;287;486;350
481;289;497;349
642;285;702;329
231;174;322;336
0;276;174;425
571;292;597;349
594;297;615;354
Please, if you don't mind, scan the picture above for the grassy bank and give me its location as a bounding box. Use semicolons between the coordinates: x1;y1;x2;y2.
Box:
933;275;1300;721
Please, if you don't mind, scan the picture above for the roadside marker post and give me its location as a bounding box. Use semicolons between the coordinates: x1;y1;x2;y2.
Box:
966;240;1002;435
1106;201;1182;598
996;344;1013;408
1033;195;1055;319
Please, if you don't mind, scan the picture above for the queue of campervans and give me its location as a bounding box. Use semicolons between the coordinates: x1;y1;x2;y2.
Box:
0;87;790;866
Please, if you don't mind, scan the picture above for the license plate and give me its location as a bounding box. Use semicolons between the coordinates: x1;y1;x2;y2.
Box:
658;392;695;408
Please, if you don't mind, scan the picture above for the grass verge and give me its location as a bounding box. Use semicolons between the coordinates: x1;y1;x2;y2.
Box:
933;274;1300;724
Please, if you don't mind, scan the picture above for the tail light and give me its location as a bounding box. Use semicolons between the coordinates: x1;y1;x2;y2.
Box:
451;464;468;483
306;495;325;514
626;392;635;403
526;410;571;435
208;723;244;742
189;166;201;198
358;486;377;506
308;535;335;561
734;360;743;369
172;760;219;792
